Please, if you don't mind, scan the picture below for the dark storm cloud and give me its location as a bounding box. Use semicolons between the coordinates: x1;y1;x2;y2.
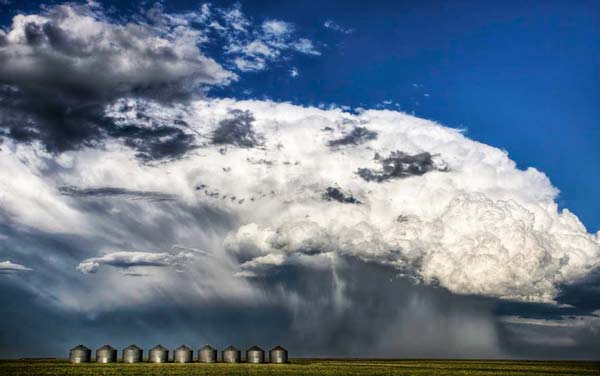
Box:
0;244;503;358
112;124;197;162
323;187;361;204
212;109;260;148
2;217;600;359
556;267;600;311
328;126;377;147
0;84;107;152
223;259;504;358
0;3;233;160
0;277;290;358
59;186;176;202
496;316;600;360
357;151;447;182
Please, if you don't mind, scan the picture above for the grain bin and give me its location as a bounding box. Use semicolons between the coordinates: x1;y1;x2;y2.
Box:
222;345;241;363
96;344;117;363
198;345;217;363
246;346;265;364
122;344;143;363
173;345;193;363
269;346;288;363
148;344;169;363
69;345;91;363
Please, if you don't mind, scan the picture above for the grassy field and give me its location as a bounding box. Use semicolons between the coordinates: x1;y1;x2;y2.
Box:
1;359;599;376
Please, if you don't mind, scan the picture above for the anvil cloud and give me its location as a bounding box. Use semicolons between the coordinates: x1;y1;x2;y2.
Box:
2;98;599;303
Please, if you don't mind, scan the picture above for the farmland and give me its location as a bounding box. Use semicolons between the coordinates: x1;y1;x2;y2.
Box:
1;359;599;376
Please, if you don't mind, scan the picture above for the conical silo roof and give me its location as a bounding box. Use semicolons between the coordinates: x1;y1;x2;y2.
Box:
222;345;241;363
97;344;115;351
269;345;288;364
246;345;265;363
173;344;192;363
198;344;217;363
148;344;169;363
69;344;91;363
122;344;143;363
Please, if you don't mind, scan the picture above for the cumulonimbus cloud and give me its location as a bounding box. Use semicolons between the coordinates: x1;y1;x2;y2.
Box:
2;97;598;303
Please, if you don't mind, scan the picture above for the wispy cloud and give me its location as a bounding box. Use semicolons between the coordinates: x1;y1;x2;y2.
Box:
77;249;197;274
324;19;354;34
0;261;32;274
59;186;176;202
198;3;320;72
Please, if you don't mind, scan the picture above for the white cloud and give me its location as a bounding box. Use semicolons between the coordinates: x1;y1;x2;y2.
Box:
233;56;266;72
220;3;250;33
293;38;320;55
290;67;299;78
501;315;600;328
500;314;600;347
2;98;599;303
0;3;236;94
0;144;88;233
0;260;32;273
262;20;293;37
324;19;354;34
229;39;279;58
197;3;319;72
76;250;196;274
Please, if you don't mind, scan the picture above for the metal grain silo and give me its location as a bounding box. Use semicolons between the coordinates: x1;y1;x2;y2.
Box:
122;344;143;363
269;346;288;363
246;346;265;364
173;345;193;363
69;345;91;363
148;344;169;363
95;344;117;363
198;345;217;363
222;345;241;363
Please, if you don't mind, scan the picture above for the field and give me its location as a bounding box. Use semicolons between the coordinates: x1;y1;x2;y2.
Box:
1;359;599;376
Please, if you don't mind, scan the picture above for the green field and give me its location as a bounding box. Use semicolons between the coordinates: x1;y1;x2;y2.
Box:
1;359;599;376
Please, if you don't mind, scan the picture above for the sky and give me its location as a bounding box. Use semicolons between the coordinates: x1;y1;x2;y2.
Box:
0;0;599;360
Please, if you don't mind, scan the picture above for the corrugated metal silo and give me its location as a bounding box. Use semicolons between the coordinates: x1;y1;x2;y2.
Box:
173;345;193;363
222;345;241;363
122;344;143;363
148;344;169;363
69;345;91;363
96;344;117;363
269;346;288;363
246;346;265;364
198;345;217;363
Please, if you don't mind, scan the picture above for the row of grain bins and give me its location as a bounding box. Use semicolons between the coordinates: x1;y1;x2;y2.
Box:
69;344;287;364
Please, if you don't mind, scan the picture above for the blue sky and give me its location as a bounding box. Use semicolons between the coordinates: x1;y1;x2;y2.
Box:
1;0;599;359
